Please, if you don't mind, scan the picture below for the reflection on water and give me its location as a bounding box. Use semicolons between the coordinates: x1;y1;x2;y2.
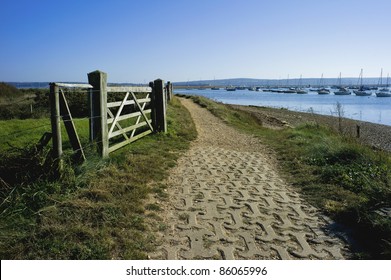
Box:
176;89;391;126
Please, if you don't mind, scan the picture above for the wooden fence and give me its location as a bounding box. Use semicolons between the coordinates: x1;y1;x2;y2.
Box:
49;70;172;161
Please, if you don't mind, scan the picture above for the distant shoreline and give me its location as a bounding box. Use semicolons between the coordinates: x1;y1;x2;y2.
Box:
6;75;387;90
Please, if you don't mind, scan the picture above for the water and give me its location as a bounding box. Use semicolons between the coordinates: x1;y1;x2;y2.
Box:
176;88;391;126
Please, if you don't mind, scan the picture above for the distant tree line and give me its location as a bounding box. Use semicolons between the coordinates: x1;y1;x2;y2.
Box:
0;82;147;120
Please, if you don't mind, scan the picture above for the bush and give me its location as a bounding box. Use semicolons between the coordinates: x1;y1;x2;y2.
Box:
0;82;20;100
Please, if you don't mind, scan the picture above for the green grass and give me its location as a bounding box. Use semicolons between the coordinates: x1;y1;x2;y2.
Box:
0;96;196;259
0;119;51;151
0;118;91;152
183;94;391;259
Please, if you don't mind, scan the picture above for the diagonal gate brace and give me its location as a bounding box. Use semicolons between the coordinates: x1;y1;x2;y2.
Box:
59;89;86;162
130;92;154;132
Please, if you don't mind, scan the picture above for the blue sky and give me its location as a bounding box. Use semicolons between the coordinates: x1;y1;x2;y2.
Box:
1;0;390;83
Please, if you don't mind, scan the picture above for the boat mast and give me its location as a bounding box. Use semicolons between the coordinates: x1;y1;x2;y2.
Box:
320;73;324;88
338;72;342;87
358;69;363;87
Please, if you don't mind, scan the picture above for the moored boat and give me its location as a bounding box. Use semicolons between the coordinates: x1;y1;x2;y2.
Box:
354;69;372;96
334;73;351;95
376;89;391;97
295;75;307;94
317;74;330;94
354;87;372;96
334;87;351;95
317;88;330;94
376;70;391;97
295;88;308;94
283;87;296;94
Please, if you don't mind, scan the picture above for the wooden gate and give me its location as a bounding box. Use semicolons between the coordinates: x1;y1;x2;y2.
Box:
88;70;168;158
106;86;153;154
49;71;169;160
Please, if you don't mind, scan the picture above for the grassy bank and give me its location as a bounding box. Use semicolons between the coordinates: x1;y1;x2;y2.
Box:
0;96;196;259
183;94;391;259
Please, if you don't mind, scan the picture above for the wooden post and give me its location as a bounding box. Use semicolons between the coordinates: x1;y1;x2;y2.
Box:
169;81;173;101
152;79;167;133
88;88;94;143
88;70;108;158
49;83;62;159
166;81;173;102
356;124;360;138
149;81;156;130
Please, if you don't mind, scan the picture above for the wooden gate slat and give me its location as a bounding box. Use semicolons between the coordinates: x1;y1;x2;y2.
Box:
131;92;154;132
131;93;150;138
108;92;130;137
107;108;129;140
107;97;151;108
107;86;152;93
109;120;152;139
107;109;151;124
108;130;153;153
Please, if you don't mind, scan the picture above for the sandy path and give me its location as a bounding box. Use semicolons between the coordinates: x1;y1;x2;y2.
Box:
151;98;350;260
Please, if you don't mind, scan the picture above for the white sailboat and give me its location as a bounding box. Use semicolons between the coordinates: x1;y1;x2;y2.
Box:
376;69;391;97
334;72;351;95
296;75;308;94
354;69;372;96
283;74;296;93
317;73;330;94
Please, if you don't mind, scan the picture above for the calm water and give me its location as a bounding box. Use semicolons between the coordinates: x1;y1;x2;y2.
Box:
176;88;391;126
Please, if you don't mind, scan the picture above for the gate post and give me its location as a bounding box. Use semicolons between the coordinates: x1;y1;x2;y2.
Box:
49;83;62;159
88;70;108;158
166;81;173;102
152;79;167;133
170;81;173;101
149;81;156;130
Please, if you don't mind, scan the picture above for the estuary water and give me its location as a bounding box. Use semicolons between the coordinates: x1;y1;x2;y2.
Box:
175;88;391;126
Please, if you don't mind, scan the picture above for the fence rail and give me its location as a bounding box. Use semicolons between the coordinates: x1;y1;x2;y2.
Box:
106;86;152;93
49;70;172;161
54;83;93;89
